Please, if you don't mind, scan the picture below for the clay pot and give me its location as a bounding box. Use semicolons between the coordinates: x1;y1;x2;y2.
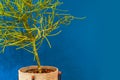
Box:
18;66;59;80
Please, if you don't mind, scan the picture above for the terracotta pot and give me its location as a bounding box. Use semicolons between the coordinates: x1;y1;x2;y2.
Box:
18;66;59;80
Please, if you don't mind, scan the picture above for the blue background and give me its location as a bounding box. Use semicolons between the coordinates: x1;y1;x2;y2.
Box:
0;0;120;80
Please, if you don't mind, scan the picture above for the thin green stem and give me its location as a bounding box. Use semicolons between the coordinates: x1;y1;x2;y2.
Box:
33;40;41;73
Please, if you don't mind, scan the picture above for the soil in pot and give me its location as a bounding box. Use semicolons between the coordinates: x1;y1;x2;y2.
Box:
25;68;55;73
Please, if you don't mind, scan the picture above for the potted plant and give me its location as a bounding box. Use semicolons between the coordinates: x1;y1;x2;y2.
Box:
0;0;85;80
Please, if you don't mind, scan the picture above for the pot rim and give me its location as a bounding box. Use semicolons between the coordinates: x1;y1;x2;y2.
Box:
18;65;59;74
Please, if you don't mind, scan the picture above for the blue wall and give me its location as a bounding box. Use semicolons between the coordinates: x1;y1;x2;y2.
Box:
0;0;120;80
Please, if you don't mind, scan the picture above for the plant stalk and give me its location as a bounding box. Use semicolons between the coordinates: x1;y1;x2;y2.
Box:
33;40;41;73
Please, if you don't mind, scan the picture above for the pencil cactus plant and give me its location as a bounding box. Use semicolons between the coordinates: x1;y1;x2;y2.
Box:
0;0;84;72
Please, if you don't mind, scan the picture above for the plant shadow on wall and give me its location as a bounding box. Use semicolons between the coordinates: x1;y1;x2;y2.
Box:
0;47;36;70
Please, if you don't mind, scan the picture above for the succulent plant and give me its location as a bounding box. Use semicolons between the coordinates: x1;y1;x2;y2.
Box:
0;0;85;72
